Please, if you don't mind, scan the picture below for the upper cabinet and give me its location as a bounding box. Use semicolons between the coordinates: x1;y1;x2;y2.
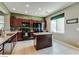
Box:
10;16;45;31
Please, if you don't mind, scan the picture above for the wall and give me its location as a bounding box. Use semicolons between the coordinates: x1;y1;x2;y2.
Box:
46;3;79;48
11;13;44;21
4;14;10;31
0;3;10;31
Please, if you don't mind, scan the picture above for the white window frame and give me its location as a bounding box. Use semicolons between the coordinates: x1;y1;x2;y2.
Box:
50;15;65;34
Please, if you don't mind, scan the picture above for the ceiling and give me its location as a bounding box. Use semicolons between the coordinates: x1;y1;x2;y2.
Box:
3;2;75;17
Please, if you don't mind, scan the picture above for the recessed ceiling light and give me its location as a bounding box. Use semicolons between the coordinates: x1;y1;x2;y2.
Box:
38;8;42;11
47;10;50;13
46;10;50;13
12;8;16;10
25;4;30;7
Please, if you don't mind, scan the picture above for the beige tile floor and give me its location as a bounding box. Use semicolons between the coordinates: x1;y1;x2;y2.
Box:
12;39;79;55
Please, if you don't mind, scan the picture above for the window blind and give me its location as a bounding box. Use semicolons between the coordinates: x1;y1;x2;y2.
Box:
51;13;64;20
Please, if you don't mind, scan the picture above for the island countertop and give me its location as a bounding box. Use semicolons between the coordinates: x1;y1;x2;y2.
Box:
33;32;52;35
0;31;19;45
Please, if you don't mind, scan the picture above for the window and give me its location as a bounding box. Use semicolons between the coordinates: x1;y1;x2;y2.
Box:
50;13;64;33
0;16;4;30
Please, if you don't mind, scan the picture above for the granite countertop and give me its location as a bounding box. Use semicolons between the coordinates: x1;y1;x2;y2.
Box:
0;31;18;45
33;32;52;35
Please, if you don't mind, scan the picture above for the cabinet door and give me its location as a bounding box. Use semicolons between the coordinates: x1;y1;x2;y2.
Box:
17;32;22;41
10;19;14;26
17;19;22;26
13;19;22;27
10;16;16;27
13;20;17;26
36;34;52;50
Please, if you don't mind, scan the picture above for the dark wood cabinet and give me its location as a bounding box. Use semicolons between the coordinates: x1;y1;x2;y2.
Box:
33;33;52;50
10;16;46;41
10;16;43;28
17;32;22;41
10;16;15;27
10;19;22;27
10;16;47;31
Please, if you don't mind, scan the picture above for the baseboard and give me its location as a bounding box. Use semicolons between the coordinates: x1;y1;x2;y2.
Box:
54;39;79;51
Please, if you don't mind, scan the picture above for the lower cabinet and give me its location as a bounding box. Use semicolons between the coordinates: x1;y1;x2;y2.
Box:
34;34;52;50
17;32;22;41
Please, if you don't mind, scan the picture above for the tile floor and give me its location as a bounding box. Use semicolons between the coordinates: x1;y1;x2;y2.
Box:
12;39;79;55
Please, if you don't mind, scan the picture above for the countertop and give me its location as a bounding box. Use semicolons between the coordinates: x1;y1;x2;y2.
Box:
0;31;19;45
33;32;52;35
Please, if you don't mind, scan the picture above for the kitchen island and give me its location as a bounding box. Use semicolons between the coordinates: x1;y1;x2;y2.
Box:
0;31;19;54
33;32;52;50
